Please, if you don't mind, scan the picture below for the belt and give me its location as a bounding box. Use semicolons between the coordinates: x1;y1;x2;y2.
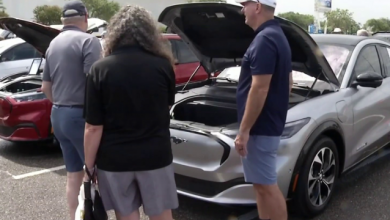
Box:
53;104;84;108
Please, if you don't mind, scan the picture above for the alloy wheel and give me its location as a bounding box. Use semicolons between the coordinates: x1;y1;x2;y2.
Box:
307;147;336;207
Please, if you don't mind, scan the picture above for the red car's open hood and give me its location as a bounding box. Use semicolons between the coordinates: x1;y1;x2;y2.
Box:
158;3;339;87
0;18;60;57
0;17;106;57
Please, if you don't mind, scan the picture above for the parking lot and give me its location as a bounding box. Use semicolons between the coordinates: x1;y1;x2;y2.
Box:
0;140;390;220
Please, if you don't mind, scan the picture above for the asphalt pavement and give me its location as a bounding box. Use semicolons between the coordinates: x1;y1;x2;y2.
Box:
0;140;390;220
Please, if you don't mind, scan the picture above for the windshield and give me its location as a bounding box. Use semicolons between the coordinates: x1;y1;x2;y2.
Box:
217;43;352;84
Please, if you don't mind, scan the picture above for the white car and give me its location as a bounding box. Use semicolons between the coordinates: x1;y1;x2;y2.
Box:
0;38;42;79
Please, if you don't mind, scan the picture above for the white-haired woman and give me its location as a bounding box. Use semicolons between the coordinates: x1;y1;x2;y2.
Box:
83;5;178;220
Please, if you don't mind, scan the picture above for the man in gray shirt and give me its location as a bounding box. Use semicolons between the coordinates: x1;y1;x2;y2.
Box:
40;1;102;219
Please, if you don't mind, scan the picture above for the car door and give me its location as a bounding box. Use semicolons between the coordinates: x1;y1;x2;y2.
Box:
171;39;209;84
0;43;41;78
349;44;389;164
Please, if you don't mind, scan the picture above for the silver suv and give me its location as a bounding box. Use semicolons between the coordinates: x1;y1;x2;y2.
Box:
159;3;390;218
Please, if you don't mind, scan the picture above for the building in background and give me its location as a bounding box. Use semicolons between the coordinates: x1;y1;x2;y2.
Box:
3;0;186;22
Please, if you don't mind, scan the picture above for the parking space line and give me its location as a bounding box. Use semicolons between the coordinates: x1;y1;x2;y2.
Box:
12;165;66;180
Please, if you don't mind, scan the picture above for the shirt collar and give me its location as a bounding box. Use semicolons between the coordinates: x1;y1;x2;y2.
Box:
61;25;84;32
255;19;279;34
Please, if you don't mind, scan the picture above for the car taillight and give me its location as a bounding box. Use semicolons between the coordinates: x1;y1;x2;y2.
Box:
0;98;12;118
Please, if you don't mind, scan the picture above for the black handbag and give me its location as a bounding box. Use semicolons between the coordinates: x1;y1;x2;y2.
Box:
83;169;108;220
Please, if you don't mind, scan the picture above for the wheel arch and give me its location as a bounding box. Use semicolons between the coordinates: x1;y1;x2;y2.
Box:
287;120;345;199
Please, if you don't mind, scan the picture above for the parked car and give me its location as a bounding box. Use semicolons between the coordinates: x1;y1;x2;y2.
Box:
0;28;15;40
0;19;109;81
159;3;390;218
0;17;211;143
100;33;210;84
0;38;42;79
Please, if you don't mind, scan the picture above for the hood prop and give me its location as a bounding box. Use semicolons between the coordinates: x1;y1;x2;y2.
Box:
178;63;202;93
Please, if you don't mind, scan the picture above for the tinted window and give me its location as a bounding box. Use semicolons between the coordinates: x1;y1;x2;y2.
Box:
378;46;390;77
353;46;382;81
2;43;40;61
175;40;198;63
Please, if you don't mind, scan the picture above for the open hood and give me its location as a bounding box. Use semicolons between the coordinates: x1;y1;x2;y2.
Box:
158;3;339;87
0;18;59;56
0;17;106;57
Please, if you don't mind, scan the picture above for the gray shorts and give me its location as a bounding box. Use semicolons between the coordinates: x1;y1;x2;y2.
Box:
97;164;179;217
241;135;280;185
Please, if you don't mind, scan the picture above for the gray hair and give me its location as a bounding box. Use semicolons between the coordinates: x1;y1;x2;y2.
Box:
102;5;174;66
357;29;370;36
61;15;85;25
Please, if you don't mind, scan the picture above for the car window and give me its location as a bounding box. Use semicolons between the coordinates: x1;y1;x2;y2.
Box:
1;43;40;62
378;46;390;77
352;45;382;81
174;40;198;64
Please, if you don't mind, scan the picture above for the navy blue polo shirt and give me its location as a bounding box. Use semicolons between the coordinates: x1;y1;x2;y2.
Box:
236;19;292;136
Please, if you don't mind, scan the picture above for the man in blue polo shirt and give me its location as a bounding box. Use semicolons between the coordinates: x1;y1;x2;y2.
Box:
234;0;292;220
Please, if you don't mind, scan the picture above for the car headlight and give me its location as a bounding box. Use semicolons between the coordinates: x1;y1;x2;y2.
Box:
281;117;311;139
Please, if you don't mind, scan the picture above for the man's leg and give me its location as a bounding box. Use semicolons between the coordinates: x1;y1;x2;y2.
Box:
67;171;84;220
65;108;87;220
52;106;85;220
241;135;286;220
254;183;287;220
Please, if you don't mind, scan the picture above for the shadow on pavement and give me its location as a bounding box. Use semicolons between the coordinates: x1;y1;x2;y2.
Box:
0;140;65;174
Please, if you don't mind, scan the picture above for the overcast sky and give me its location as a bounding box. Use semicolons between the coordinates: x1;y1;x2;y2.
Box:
227;0;390;24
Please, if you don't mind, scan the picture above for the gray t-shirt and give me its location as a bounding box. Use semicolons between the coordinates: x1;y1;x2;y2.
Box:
42;25;102;106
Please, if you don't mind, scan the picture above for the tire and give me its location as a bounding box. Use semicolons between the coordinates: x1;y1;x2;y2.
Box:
292;135;339;218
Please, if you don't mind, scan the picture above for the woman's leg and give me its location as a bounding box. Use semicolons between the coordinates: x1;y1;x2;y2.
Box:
115;209;140;220
136;164;179;220
149;210;173;220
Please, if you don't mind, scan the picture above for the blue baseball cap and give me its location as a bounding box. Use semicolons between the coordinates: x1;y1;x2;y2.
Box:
62;0;88;18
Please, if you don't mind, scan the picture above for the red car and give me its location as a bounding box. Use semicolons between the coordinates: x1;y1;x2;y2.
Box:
0;18;211;142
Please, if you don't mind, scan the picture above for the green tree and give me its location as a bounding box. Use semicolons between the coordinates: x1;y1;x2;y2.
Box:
277;12;314;30
325;9;360;34
364;18;390;32
0;0;8;17
33;5;62;25
79;0;120;21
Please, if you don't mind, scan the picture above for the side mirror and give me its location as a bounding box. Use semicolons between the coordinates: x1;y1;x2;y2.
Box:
174;59;179;65
351;71;383;88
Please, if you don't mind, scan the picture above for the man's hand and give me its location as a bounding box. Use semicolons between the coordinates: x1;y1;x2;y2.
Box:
234;131;250;157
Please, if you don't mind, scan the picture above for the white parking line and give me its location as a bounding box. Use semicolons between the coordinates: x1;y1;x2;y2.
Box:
12;165;66;180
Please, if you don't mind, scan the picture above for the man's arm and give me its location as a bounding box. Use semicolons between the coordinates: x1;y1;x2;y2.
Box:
83;37;102;74
239;36;276;133
41;57;53;102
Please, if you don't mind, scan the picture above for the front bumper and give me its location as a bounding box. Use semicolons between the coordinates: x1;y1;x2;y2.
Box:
171;119;317;204
0;123;51;141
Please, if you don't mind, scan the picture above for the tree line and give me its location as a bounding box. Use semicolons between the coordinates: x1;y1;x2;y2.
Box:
0;0;389;33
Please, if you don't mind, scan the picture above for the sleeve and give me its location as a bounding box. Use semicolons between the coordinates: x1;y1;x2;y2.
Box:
82;37;103;74
84;67;104;125
166;65;176;106
250;35;277;75
42;51;51;82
